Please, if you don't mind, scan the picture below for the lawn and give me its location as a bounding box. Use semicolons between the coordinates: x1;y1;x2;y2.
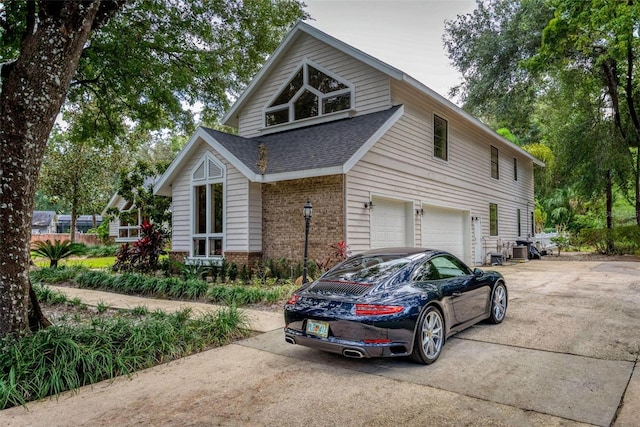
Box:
32;256;116;269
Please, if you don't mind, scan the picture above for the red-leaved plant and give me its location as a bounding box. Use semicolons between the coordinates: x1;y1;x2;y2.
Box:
315;240;351;273
113;221;169;273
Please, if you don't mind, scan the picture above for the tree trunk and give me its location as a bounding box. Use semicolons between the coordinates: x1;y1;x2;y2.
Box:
70;205;78;243
606;170;614;254
28;280;52;331
0;1;118;337
636;149;640;226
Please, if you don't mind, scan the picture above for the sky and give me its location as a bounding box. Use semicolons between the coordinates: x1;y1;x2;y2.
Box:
304;0;477;102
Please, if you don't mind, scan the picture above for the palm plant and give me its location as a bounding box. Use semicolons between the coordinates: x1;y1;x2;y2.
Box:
31;239;84;268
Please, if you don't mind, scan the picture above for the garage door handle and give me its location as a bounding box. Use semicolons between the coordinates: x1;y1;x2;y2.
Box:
452;292;462;297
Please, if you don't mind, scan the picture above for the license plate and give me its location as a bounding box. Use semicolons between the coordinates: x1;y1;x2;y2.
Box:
306;319;329;338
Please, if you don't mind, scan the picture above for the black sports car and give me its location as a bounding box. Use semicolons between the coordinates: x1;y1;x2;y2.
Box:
284;248;507;364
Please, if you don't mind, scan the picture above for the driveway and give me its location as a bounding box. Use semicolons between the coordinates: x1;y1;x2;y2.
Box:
2;258;639;426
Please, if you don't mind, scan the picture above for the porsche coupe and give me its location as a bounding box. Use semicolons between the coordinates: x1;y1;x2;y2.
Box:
284;248;507;364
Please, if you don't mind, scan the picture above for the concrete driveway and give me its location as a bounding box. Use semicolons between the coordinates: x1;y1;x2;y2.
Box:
2;258;639;426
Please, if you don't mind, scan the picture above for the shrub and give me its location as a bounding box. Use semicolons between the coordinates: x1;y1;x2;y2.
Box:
113;221;169;273
83;244;119;257
31;240;84;268
0;307;249;410
579;225;640;255
30;266;85;285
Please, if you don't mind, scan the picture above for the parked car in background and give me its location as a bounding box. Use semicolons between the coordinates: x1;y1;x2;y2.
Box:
284;248;507;364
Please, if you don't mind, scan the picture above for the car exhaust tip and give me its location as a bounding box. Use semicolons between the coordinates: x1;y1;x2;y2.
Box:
285;336;296;345
343;349;365;359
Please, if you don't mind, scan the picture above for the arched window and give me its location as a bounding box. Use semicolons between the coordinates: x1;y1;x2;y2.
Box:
264;60;353;127
191;154;225;258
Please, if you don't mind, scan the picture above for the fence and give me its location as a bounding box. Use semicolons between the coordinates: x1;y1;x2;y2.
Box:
30;233;101;246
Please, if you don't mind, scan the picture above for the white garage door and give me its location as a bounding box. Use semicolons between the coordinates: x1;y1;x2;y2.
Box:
371;199;408;248
422;206;466;259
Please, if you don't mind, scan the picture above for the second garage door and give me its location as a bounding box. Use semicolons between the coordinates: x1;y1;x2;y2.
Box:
422;205;467;260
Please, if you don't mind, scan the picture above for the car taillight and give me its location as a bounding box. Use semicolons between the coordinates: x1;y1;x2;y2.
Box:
286;294;300;305
355;304;404;316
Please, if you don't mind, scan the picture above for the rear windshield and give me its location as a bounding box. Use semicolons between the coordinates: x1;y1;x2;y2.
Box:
322;254;412;284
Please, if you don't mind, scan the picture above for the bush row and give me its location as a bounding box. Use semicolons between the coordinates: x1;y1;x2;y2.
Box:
30;267;297;306
579;225;640;255
0;304;248;410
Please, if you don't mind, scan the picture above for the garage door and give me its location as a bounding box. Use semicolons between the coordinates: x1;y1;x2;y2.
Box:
371;199;408;248
422;206;466;259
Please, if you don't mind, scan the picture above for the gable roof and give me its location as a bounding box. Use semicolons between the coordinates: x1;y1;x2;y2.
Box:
222;21;544;168
32;211;56;227
154;105;403;195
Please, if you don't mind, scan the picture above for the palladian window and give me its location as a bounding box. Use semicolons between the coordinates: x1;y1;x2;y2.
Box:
265;61;353;127
191;154;225;258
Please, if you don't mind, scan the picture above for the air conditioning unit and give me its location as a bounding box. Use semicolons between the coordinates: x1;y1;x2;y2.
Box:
513;246;528;260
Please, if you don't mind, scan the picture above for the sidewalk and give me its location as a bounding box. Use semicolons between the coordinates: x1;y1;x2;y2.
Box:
49;285;285;333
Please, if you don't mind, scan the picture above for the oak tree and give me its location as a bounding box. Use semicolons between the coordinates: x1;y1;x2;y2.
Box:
0;0;306;336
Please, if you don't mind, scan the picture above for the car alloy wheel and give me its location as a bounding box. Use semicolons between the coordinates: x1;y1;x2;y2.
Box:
410;306;444;364
489;283;507;324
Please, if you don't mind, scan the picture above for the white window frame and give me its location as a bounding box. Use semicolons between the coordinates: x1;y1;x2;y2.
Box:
263;58;354;129
190;153;226;261
115;201;142;242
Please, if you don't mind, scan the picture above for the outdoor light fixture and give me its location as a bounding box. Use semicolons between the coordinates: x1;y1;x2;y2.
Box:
416;208;424;216
364;200;374;209
303;198;313;219
302;198;313;284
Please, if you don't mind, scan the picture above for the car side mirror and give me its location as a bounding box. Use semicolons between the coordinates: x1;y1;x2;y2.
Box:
473;268;483;277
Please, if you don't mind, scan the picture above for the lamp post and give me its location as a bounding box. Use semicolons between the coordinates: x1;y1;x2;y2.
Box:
302;198;313;284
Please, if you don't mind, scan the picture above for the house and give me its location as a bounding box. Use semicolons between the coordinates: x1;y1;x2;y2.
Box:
32;211;58;234
56;214;102;234
103;193;144;242
103;176;159;243
154;21;544;268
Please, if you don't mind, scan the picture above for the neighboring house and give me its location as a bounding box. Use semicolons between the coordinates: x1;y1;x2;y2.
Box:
103;176;158;243
154;22;544;268
32;211;58;234
103;193;145;242
56;215;102;234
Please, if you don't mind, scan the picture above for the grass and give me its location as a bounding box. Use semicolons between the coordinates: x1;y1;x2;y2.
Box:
32;256;116;269
1;285;250;410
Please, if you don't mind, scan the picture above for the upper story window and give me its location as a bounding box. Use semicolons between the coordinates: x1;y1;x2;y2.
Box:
264;60;353;127
513;158;518;181
491;146;499;179
433;115;448;161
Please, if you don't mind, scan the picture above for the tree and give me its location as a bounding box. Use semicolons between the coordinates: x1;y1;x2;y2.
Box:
530;0;640;226
444;0;640;236
0;0;306;337
1;1;124;337
109;159;173;227
443;0;554;142
38;126;124;241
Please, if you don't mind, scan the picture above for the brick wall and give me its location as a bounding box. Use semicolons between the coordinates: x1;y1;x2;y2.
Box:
224;251;263;268
262;175;345;263
31;233;101;246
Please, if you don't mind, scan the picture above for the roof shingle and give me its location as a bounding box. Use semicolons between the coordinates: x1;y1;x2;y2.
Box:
202;105;401;175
